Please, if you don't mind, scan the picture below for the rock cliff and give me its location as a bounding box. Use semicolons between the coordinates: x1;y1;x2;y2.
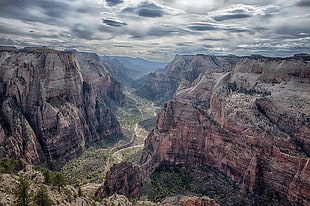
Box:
98;55;310;205
138;55;239;104
0;49;125;169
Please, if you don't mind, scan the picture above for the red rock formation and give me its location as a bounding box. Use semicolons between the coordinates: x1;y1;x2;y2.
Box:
98;55;310;205
0;49;125;169
95;162;142;198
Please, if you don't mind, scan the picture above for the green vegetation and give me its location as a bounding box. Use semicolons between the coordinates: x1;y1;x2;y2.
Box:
227;81;271;96
280;149;309;158
138;117;156;132
33;185;52;206
61;88;159;186
116;89;159;133
0;157;19;174
52;172;66;189
61;148;110;185
144;164;193;202
14;177;32;206
23;46;62;53
78;187;83;197
0;161;101;205
141;162;252;205
34;166;67;188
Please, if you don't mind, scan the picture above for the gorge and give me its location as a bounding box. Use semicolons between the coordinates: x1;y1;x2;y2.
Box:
0;47;309;206
97;54;310;205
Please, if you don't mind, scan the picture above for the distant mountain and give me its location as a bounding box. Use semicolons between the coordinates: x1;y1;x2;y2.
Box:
100;56;167;88
136;54;240;104
107;56;167;76
100;56;139;87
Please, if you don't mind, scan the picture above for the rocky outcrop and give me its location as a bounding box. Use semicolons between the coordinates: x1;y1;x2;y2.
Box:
99;55;310;205
161;195;220;206
95;162;142;198
181;196;220;206
0;49;125;169
138;55;239;104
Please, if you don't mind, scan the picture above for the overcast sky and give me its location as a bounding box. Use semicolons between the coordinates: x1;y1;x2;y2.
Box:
0;0;309;61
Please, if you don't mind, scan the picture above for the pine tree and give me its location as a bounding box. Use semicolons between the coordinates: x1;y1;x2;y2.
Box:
52;172;66;189
78;186;83;197
34;185;52;206
42;168;52;185
14;177;31;206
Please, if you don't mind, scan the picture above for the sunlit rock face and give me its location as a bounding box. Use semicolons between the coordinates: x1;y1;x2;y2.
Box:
99;54;310;205
0;50;125;169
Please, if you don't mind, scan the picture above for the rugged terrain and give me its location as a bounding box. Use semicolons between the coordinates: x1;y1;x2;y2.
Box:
98;54;310;205
0;158;218;206
0;47;125;169
138;55;240;104
100;56;167;88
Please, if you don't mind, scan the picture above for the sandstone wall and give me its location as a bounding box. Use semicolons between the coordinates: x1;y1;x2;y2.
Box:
0;50;125;169
99;55;310;205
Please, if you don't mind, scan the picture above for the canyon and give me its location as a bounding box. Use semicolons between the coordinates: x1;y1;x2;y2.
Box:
0;47;309;205
98;54;310;205
0;47;125;169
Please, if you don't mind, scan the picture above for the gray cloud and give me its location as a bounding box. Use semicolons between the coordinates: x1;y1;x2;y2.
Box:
0;0;309;61
113;44;132;48
188;23;219;31
102;19;127;27
211;4;256;21
0;38;19;45
71;24;93;40
276;24;310;37
224;27;252;33
0;0;69;23
201;38;225;41
123;3;165;18
296;0;310;7
213;13;252;21
203;44;213;48
106;0;124;6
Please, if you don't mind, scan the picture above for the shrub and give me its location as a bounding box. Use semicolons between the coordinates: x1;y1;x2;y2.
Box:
0;157;19;174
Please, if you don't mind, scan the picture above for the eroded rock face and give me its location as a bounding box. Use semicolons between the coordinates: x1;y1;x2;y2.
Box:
99;55;310;205
139;55;240;104
96;162;142;198
0;50;124;169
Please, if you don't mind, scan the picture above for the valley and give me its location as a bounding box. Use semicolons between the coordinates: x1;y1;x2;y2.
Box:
61;88;160;192
1;1;309;205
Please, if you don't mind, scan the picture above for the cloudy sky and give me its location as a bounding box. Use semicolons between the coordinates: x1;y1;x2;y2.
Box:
0;0;309;61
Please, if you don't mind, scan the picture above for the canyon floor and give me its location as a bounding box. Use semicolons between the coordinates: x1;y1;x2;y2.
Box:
61;88;160;197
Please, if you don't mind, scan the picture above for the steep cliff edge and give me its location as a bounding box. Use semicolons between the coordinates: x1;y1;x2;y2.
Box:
0;49;125;169
98;55;310;205
137;55;239;104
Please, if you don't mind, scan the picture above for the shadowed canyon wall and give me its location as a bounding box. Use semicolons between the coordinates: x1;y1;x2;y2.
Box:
0;49;125;169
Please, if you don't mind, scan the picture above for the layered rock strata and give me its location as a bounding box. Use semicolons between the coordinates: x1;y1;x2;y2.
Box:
98;55;310;205
0;49;125;169
139;55;240;104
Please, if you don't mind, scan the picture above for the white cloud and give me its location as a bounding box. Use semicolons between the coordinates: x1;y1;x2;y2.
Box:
0;0;308;61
